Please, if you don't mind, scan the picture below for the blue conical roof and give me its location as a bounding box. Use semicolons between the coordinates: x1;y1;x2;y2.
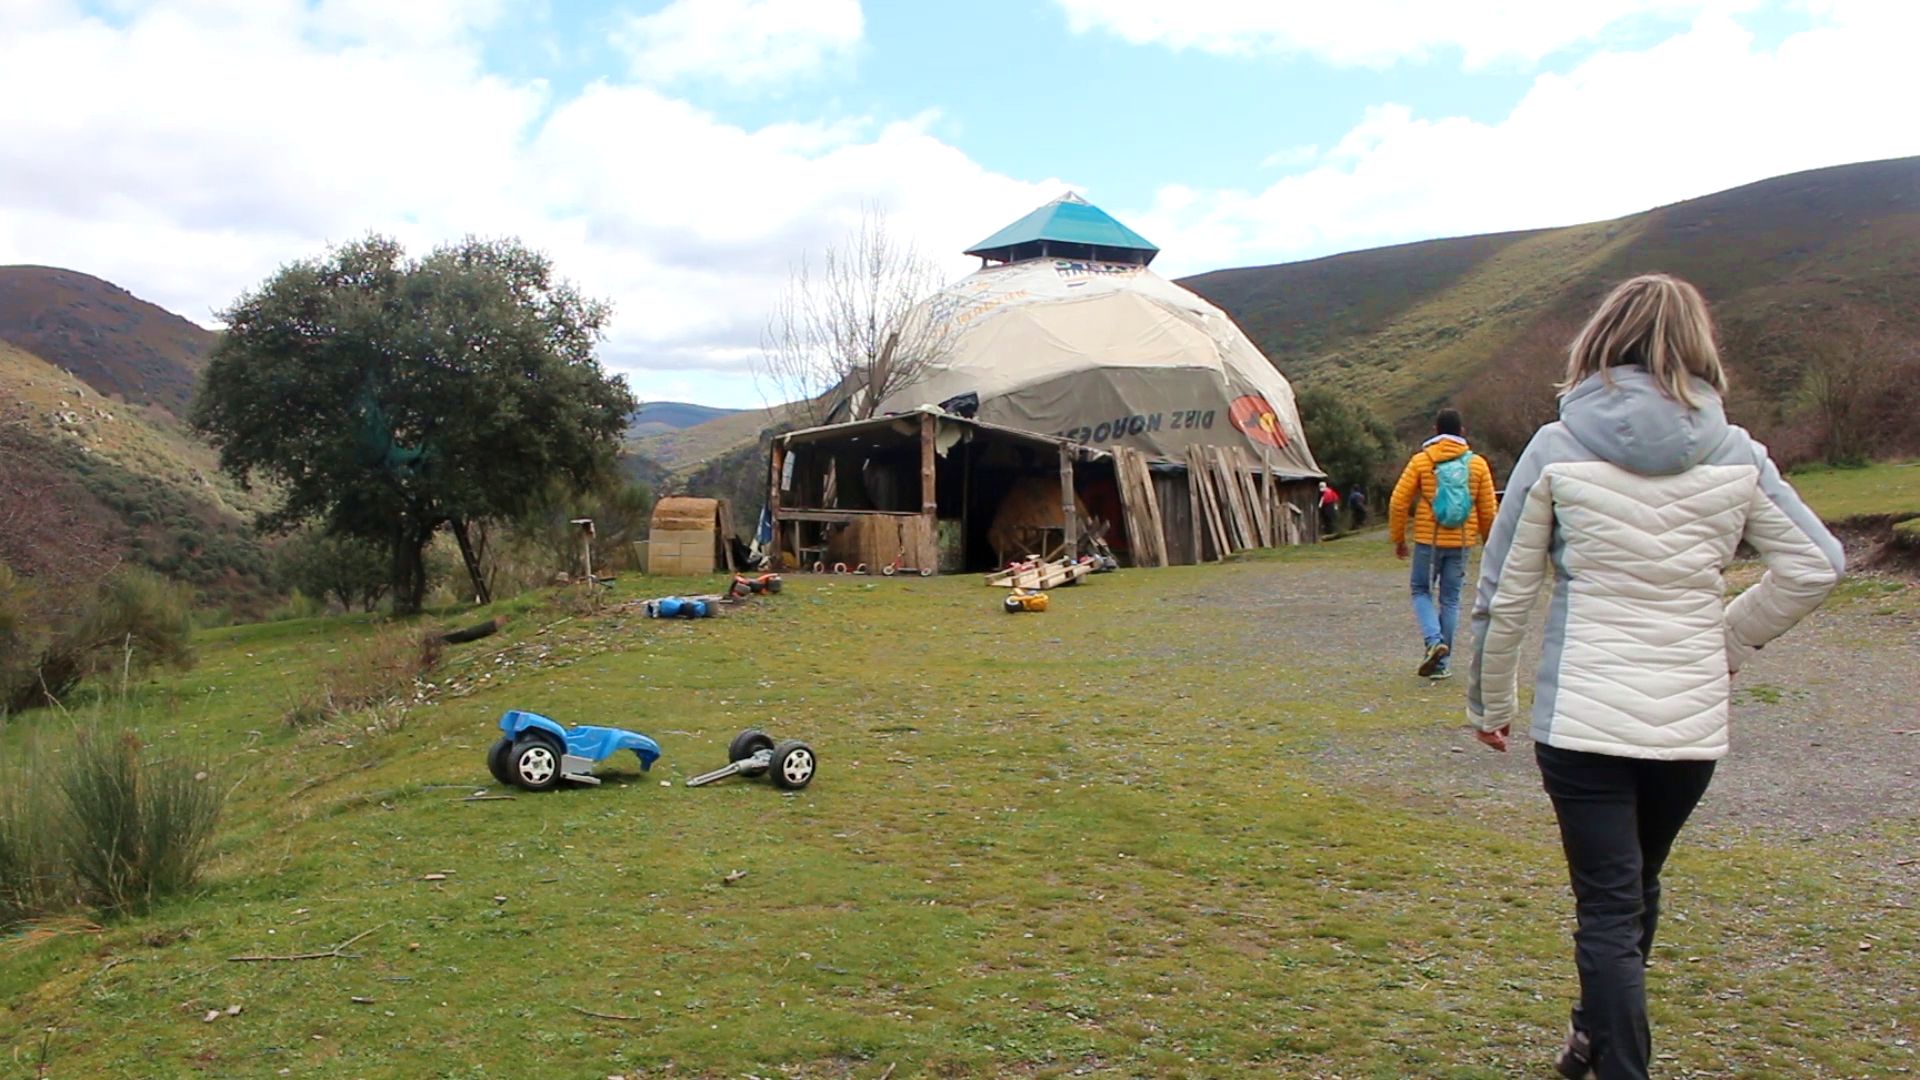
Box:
964;193;1158;265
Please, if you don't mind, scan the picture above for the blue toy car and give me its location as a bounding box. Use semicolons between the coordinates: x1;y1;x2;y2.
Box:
487;709;662;791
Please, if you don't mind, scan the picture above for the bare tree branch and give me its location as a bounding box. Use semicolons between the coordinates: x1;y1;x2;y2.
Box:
758;206;955;427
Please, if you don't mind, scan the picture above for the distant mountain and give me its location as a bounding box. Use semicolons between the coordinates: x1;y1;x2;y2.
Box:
0;266;215;417
1181;156;1920;466
626;400;746;439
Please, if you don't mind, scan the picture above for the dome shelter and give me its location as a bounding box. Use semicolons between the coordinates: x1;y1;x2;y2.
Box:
877;193;1321;479
764;195;1329;576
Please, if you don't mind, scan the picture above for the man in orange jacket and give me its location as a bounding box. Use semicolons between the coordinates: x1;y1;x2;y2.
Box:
1388;408;1499;679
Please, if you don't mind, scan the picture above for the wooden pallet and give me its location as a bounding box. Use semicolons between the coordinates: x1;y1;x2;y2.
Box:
984;557;1093;589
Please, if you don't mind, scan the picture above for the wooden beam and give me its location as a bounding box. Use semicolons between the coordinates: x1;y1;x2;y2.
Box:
1234;448;1270;547
1135;453;1168;567
1059;444;1078;556
1213;446;1254;550
1113;451;1143;564
777;509;919;524
768;443;785;518
1185;450;1204;563
919;411;937;528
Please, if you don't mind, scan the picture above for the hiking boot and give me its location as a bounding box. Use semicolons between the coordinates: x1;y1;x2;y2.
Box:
1554;1015;1595;1079
1417;641;1450;678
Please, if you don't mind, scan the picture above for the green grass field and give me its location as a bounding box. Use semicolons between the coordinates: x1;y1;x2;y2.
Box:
1788;458;1920;521
3;548;1914;1078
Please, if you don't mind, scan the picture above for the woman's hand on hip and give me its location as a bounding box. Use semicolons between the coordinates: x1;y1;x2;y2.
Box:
1473;725;1510;752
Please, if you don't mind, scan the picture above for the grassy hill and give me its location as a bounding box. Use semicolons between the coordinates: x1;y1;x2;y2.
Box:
1182;156;1920;462
0;265;215;417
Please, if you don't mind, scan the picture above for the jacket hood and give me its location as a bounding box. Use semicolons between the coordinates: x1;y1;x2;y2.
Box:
1420;434;1473;462
1559;366;1728;476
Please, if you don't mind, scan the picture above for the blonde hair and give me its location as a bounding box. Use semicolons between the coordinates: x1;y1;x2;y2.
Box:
1561;274;1727;407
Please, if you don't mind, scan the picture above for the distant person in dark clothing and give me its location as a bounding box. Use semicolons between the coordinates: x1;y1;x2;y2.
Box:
1317;481;1340;539
1347;485;1369;527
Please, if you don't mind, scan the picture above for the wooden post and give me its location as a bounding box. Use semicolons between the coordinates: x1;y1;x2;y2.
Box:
768;442;785;517
1185;456;1203;563
919;411;937;571
1059;444;1078;556
570;518;595;584
1136;454;1168;567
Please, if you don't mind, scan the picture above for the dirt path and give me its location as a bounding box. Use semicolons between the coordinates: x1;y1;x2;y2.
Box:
1191;554;1920;844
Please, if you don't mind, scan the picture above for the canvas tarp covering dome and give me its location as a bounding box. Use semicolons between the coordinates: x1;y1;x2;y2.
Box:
875;258;1321;476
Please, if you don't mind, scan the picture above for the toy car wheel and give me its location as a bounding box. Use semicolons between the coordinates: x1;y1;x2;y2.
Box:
728;728;775;777
770;740;816;790
1003;595;1021;614
509;735;563;791
486;737;515;786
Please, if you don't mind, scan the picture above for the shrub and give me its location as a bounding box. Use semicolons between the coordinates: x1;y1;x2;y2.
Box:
267;589;328;622
285;624;443;732
1296;385;1399;497
0;777;71;926
55;726;224;917
275;529;391;612
0;723;223;926
4;566;196;714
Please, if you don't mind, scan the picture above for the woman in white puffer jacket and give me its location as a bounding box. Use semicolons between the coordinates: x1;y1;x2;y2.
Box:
1466;274;1843;1080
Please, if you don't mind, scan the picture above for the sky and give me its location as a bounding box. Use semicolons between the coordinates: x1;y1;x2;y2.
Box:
2;0;1915;408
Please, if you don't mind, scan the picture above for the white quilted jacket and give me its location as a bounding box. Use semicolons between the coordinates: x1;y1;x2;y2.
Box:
1467;368;1844;760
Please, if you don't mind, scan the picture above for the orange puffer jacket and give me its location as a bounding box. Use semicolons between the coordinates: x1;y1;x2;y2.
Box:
1388;436;1500;548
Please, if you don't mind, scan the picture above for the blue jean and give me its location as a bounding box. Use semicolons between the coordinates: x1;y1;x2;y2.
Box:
1409;542;1466;654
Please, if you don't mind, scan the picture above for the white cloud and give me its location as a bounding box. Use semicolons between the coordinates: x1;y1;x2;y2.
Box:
619;0;863;88
1054;0;1756;68
1130;4;1920;276
0;1;1054;407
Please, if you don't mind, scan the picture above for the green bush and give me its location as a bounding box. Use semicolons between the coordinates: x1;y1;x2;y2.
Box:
1296;386;1399;499
0;722;223;926
55;726;224;917
275;529;391;612
3;567;196;714
267;589;328;622
0;777;71;926
285;624;442;732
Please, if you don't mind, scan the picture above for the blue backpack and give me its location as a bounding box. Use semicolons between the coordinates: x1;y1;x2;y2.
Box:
1428;450;1474;529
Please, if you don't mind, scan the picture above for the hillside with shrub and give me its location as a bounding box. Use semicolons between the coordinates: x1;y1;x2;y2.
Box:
1;340;276;613
1183;156;1920;473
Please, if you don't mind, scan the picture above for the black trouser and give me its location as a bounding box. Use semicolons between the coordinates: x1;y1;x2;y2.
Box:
1536;744;1716;1080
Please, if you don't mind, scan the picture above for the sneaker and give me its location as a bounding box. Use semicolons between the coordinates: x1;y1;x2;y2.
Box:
1554;1016;1595;1079
1429;666;1453;680
1417;641;1450;678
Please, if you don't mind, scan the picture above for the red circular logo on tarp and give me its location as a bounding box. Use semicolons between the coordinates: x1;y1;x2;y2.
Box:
1228;395;1289;448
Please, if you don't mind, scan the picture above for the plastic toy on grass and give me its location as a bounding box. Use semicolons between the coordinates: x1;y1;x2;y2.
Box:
728;573;783;597
1003;588;1049;613
644;596;714;618
487;709;662;791
685;728;817;791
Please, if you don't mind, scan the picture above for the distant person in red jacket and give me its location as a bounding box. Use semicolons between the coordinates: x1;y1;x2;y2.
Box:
1317;481;1340;539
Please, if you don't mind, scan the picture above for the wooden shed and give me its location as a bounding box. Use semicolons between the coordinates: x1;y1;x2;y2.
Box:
647;496;735;576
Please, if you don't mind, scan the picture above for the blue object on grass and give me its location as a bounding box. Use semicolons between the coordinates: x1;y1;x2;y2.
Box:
499;709;660;771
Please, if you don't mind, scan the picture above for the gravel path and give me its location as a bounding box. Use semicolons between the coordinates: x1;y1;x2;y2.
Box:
1189;557;1920;843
